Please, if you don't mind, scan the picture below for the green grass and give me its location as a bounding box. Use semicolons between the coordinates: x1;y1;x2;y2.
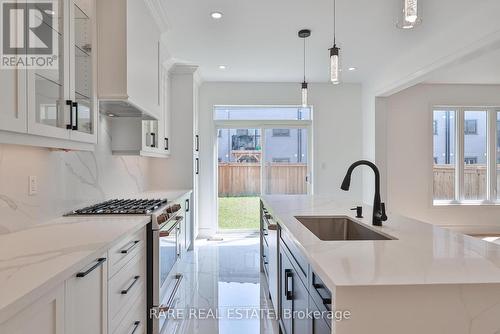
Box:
218;196;260;230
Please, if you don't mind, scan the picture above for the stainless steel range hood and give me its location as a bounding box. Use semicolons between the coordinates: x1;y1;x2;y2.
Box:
99;99;157;120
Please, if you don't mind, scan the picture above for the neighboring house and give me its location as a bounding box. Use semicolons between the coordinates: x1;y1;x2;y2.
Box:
433;110;489;165
218;128;308;163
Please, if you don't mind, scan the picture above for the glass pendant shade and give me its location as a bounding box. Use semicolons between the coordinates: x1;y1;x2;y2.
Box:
397;0;422;29
330;45;340;84
301;82;308;107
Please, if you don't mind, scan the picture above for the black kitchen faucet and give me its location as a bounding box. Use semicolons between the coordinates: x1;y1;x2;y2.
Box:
341;160;388;226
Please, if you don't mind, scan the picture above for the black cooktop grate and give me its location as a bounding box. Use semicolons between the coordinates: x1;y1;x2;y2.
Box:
70;199;168;215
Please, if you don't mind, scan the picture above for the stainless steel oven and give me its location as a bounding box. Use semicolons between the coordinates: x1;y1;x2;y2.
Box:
149;203;184;334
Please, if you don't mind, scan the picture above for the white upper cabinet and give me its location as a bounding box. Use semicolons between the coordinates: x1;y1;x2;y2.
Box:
0;0;98;149
97;0;162;120
0;68;27;133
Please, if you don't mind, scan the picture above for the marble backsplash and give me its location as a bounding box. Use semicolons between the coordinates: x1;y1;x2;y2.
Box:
0;115;150;234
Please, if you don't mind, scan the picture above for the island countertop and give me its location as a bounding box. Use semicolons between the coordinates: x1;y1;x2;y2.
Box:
261;194;500;290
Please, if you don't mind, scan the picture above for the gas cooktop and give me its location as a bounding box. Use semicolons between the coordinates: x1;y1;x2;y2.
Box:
68;199;168;215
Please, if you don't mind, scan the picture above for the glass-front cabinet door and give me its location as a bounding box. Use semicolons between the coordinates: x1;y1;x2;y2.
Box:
27;0;96;143
69;0;96;142
27;0;70;139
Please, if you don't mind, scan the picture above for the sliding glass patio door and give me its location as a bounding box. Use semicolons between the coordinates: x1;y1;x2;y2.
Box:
263;128;310;195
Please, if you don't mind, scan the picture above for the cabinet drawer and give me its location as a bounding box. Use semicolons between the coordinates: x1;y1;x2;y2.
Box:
310;271;332;314
109;251;146;332
280;227;308;285
112;293;145;334
108;228;146;278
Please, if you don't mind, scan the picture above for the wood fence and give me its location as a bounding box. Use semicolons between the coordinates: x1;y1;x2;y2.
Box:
433;165;500;200
218;163;307;196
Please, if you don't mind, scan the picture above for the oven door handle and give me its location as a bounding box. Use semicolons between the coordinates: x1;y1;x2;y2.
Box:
158;274;184;312
158;216;184;237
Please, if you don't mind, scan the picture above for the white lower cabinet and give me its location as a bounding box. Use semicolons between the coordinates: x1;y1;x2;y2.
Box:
65;255;108;334
0;284;65;334
0;226;147;334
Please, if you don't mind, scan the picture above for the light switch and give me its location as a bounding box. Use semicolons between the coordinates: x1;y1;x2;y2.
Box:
29;176;38;195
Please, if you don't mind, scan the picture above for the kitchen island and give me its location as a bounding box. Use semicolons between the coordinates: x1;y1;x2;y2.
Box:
261;195;500;334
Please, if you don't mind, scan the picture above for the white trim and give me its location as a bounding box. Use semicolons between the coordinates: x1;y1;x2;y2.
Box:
432;105;500;206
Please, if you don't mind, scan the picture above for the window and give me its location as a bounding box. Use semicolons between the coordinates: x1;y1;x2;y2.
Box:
236;129;249;136
464;119;478;135
433;110;455;201
433;107;497;204
272;129;290;137
463;111;487;200
218;129;223;137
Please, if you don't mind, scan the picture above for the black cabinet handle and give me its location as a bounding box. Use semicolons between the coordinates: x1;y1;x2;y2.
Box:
285;269;293;300
150;133;156;148
120;240;140;254
164;137;169;150
66;100;73;129
195;158;199;175
185;199;190;212
130;321;140;334
121;275;140;294
195;135;199;151
72;102;78;130
76;258;106;278
313;283;332;307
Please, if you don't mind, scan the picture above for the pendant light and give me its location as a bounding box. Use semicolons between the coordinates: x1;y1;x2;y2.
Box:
298;29;311;108
329;0;340;84
397;0;422;29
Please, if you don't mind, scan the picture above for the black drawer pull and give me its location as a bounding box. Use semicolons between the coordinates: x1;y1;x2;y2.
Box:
313;283;332;306
130;321;140;334
76;258;106;278
121;276;140;294
121;240;140;254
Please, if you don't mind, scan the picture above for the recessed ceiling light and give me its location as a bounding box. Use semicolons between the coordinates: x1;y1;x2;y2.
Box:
348;67;357;71
108;113;115;117
218;65;227;70
211;12;223;19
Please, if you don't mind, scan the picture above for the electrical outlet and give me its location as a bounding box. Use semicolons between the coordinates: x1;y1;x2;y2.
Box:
29;176;38;195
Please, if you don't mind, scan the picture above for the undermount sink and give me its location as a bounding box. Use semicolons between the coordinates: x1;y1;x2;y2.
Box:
294;216;396;241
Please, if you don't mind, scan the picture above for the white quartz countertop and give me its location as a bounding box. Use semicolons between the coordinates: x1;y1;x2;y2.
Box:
0;188;192;322
261;195;500;290
0;215;150;322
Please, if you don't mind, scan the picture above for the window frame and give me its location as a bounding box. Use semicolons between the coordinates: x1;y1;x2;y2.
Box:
433;106;499;206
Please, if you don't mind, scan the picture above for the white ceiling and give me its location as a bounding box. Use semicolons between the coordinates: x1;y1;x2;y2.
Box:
425;45;500;85
161;0;499;84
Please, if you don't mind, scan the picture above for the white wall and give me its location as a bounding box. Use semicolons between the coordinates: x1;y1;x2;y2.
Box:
198;82;363;236
0;115;150;234
383;83;500;226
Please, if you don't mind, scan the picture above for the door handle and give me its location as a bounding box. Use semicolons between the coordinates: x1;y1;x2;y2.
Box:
185;199;190;212
195;135;199;151
195;158;200;175
285;269;293;300
150;133;156;148
76;258;106;278
164;137;169;150
72;102;78;130
66;100;73;129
